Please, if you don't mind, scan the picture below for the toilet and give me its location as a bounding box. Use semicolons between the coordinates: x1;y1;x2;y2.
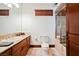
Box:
40;36;49;55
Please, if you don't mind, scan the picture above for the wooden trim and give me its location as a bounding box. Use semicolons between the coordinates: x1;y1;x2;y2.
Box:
49;45;55;47
30;45;55;48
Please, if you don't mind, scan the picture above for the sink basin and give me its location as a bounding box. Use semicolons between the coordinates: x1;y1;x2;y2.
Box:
0;42;13;47
0;39;19;47
0;37;21;47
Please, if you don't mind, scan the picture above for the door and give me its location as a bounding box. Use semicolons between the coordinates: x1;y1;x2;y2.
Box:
66;3;79;56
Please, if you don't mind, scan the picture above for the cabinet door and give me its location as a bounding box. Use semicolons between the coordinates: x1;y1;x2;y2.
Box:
12;41;22;56
21;39;27;56
21;36;30;56
67;3;79;56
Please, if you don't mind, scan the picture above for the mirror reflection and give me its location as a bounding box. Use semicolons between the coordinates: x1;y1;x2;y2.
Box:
55;4;66;47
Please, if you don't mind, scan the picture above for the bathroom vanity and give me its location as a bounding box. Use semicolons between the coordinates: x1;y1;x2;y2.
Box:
0;35;30;56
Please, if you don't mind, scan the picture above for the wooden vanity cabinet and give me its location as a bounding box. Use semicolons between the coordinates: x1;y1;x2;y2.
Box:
0;36;30;56
12;36;30;56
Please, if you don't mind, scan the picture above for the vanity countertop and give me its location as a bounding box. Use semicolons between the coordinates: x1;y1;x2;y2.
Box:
0;34;30;54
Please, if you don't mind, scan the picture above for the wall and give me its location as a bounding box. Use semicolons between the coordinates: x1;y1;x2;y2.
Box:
21;3;55;45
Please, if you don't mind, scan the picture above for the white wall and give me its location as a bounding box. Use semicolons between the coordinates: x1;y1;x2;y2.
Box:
21;3;55;45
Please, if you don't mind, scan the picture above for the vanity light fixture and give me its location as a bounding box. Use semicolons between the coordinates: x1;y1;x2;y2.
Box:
3;3;19;8
3;3;12;8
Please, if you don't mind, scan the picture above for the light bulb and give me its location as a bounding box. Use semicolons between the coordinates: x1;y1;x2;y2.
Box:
7;4;12;8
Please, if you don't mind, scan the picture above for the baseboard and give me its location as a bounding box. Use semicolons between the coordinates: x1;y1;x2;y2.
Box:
30;45;41;47
49;45;55;47
30;45;55;48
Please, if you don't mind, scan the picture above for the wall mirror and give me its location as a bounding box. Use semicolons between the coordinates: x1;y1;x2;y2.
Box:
0;3;22;35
